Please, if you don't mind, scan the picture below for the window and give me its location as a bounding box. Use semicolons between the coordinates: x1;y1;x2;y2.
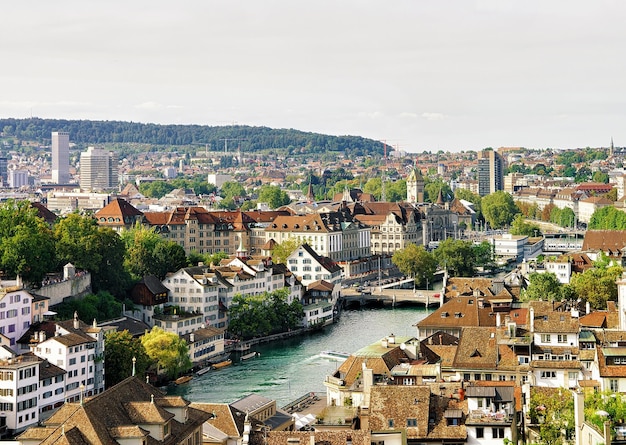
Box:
476;427;484;438
492;428;505;439
541;334;551;343
407;418;417;427
558;334;567;344
540;371;556;379
388;419;394;428
610;379;619;392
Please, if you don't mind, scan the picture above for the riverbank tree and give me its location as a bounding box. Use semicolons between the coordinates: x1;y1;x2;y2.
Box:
391;244;437;287
227;288;303;340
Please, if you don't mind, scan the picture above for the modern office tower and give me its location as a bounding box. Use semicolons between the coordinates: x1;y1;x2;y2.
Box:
79;146;118;191
51;131;70;184
477;149;504;196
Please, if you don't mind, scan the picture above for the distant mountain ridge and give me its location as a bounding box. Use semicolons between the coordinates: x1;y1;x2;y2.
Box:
0;117;386;156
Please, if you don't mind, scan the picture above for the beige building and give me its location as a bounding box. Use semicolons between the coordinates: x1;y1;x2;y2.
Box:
79;146;118;191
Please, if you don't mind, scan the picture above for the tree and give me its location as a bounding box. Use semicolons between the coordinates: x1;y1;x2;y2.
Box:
220;181;246;200
104;330;151;387
509;215;542;237
570;265;622;309
271;238;302;265
523;272;570;301
141;326;191;379
53;291;123;321
481;191;518;229
391;244;437;288
257;185;291;209
424;179;452;203
0;200;56;285
589;207;626;230
433;238;476;277
529;387;574;444
121;224;186;280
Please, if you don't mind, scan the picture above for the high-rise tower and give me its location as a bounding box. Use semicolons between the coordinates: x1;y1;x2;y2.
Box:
79;146;118;191
477;149;504;196
51;131;70;184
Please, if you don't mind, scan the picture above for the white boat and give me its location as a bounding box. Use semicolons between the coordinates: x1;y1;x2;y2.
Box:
196;366;212;376
240;351;258;361
320;350;350;361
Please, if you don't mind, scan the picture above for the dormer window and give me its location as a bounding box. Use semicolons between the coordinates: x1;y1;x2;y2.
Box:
441;311;449;318
163;421;170;438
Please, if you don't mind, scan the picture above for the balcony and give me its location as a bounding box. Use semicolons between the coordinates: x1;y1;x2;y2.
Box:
465;409;511;425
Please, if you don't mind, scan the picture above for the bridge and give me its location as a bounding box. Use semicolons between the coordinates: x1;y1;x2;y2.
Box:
340;288;442;308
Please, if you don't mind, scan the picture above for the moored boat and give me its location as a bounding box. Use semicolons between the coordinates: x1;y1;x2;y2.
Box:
196;366;212;376
240;351;258;361
212;359;233;369
175;375;193;385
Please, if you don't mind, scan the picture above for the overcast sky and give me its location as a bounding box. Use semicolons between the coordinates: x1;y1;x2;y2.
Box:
2;1;625;153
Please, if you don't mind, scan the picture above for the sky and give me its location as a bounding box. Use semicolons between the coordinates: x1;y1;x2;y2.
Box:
2;1;626;153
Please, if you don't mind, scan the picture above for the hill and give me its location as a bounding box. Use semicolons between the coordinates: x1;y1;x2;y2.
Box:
0;117;387;157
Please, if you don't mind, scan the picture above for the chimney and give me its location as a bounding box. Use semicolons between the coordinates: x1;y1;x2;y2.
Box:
586;301;591;315
73;311;79;330
529;307;535;333
496;313;501;328
190;333;195;343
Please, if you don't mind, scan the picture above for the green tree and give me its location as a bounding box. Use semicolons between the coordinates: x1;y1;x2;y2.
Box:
529;387;574;444
424;179;452;203
509;215;542;237
473;241;494;268
391;244;437;288
141;326;191;379
570;265;622;309
434;238;476;277
104;330;151;388
139;181;175;198
0;200;56;285
271;238;302;265
54;291;123;321
592;171;609;183
257;185;291;209
122;224;186;280
220;181;246;200
523;272;569;301
481;191;518;229
589;206;626;230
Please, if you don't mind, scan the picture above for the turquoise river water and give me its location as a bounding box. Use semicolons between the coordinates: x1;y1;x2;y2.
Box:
167;306;432;406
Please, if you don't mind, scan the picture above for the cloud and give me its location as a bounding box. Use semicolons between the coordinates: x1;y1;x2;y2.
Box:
421;112;446;121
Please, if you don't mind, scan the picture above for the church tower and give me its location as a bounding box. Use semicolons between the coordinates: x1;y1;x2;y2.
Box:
406;162;424;203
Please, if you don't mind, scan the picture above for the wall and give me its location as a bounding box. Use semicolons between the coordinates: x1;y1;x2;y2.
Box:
34;273;92;306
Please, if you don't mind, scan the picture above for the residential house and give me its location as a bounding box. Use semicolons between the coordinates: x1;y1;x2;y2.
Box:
464;383;519;445
286;243;342;287
17;376;210;445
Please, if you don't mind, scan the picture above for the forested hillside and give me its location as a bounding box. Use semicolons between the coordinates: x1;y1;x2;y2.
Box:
0;118;386;156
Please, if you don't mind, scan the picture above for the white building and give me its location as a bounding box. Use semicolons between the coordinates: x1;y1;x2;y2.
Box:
51;131;70;184
8;170;28;188
0;286;36;350
0;352;41;437
286;243;342;287
208;174;232;189
79;146;118;191
490;234;527;261
27;314;105;402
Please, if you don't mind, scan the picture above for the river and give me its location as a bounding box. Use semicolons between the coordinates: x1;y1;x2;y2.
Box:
168;306;432;406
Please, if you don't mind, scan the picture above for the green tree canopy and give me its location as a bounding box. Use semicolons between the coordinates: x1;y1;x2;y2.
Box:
570;265;622;309
529;387;574;444
523;272;570;302
433;238;476;277
0;200;56;285
141;326;191;379
271;238;302;265
391;244;437;288
481;191;518;229
227;289;303;339
104;330;151;388
220;181;246;200
589;206;626;230
509;215;542;237
121;224;187;280
257;185;291;209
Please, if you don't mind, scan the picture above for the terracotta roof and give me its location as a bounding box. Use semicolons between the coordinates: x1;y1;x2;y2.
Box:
452;327;499;370
417;296;497;330
582;230;626;252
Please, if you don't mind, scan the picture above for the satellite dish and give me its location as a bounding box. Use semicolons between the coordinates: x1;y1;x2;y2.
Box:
400;343;406;350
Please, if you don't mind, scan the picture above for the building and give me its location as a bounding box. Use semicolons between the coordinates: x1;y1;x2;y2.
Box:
0;157;7;185
51;131;70;184
406;164;425;204
8;170;28;188
208;174;233;189
477;149;504;196
286;243;342;287
17;376;211;445
79;146;118;191
22;313;105;402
